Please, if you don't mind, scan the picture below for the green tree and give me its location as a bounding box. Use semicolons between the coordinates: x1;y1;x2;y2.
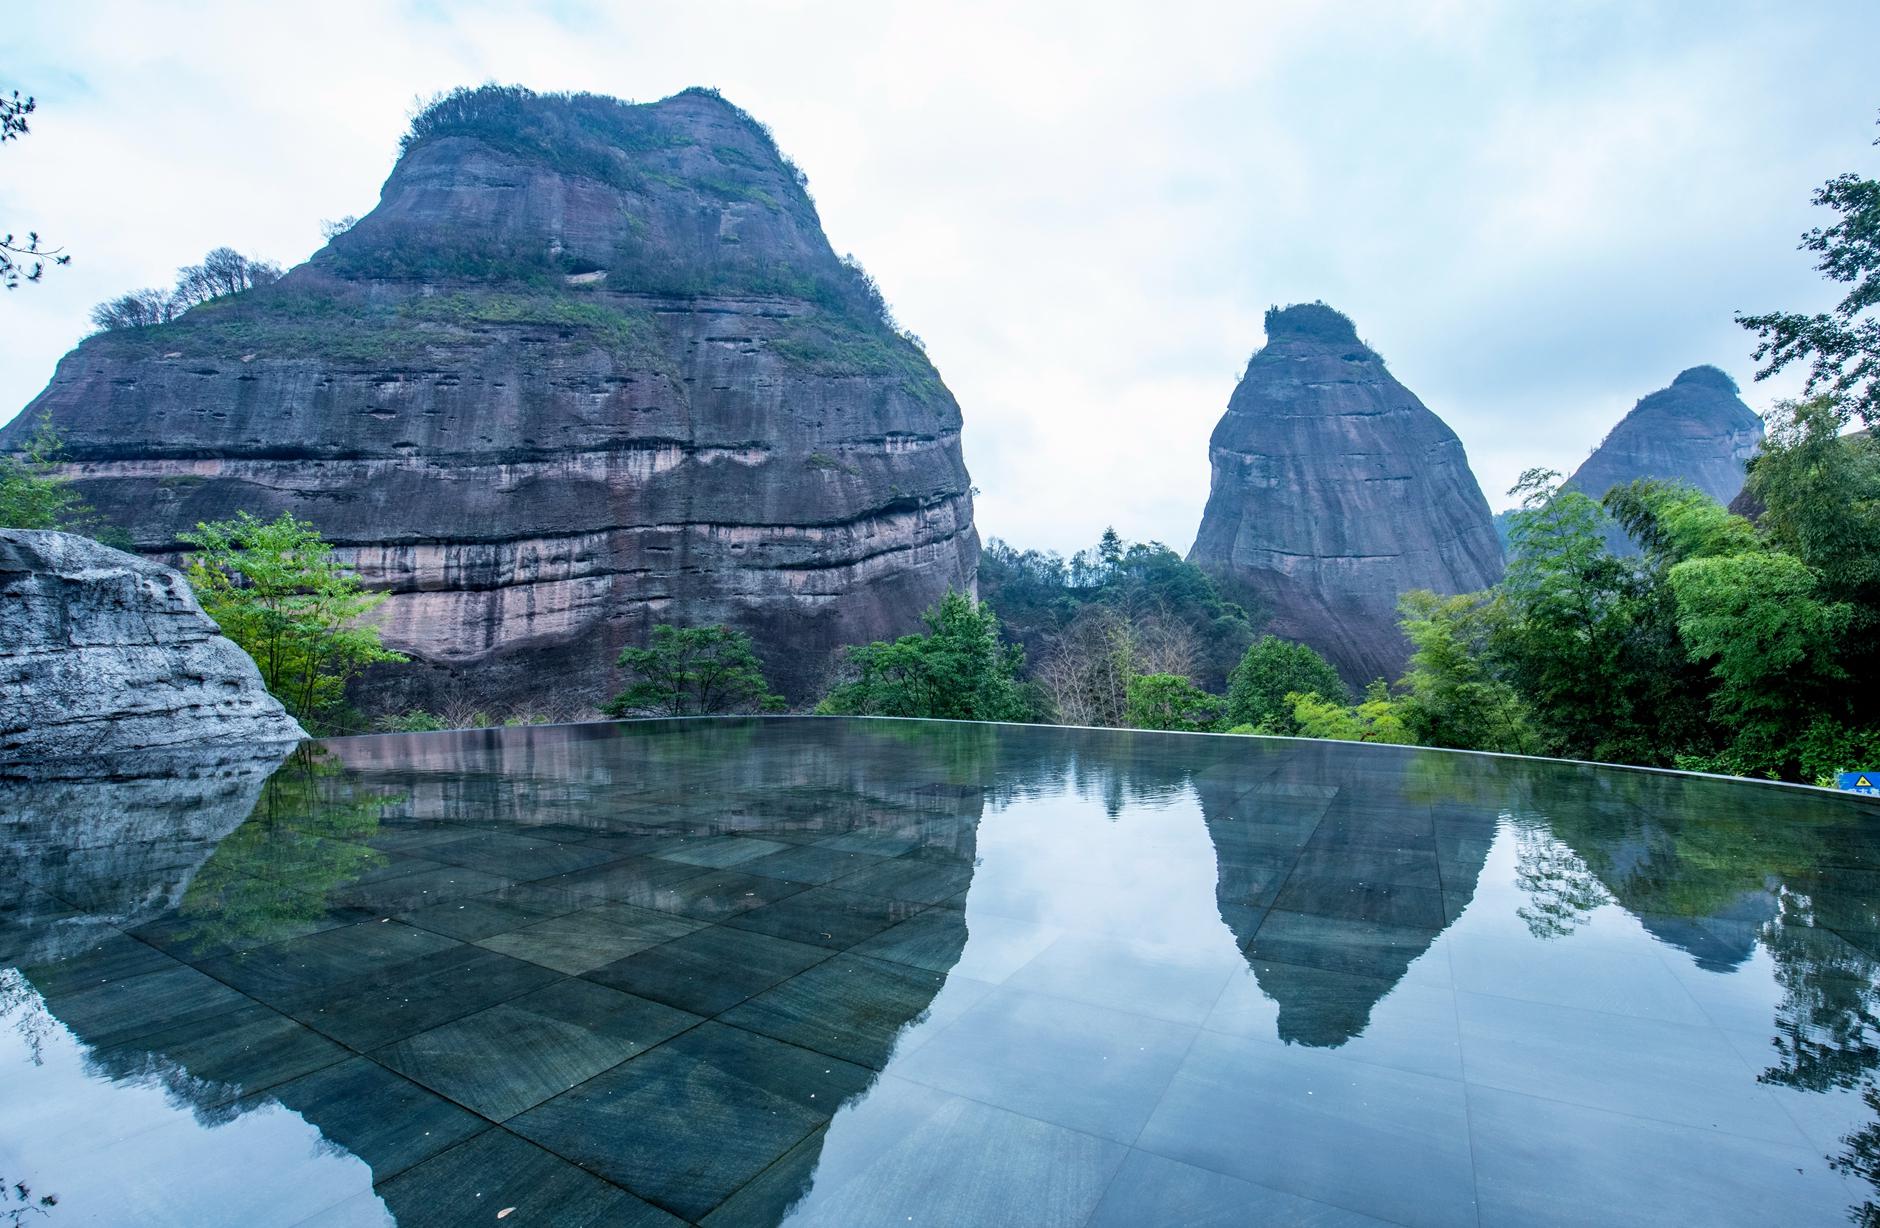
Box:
605;624;783;717
1492;471;1708;764
180;511;403;731
1123;673;1225;732
1394;590;1538;755
0;411;87;529
817;590;1035;722
1669;549;1850;778
978;531;1255;691
1286;681;1415;744
1737;113;1880;426
1224;634;1349;733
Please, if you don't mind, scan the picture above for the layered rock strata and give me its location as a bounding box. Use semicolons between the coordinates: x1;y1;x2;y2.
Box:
2;87;978;710
1189;303;1504;684
0;530;304;769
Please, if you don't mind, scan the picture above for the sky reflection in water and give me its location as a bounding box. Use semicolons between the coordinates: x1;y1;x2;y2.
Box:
1;718;1877;1227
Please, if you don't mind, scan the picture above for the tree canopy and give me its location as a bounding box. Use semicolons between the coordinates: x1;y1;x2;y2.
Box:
817;591;1036;722
1223;634;1348;733
1124;673;1225;732
1738;113;1880;426
91;245;282;331
180;511;403;732
605;624;783;717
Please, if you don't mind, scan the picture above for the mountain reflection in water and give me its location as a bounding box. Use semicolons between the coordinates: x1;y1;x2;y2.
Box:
1;719;1876;1227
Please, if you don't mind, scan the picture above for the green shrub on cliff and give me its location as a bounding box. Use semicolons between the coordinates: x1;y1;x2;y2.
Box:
180;511;403;732
0;412;87;530
0;412;126;544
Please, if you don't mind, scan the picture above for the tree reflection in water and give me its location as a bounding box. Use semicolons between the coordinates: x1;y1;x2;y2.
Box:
168;747;399;956
1485;762;1880;1227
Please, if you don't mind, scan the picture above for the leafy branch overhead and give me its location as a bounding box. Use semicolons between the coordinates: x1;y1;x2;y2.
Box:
1;90;71;289
1738;112;1880;425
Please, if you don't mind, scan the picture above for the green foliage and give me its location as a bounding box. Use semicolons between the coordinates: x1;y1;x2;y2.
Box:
1750;397;1880;603
605;624;783;717
1604;478;1759;566
92;286;660;366
1669;550;1850;778
173;747;396;953
1486;471;1708;763
0;411;88;530
373;710;451;733
402;85;700;191
1796;718;1880;788
769;316;944;402
323;233;568;284
180;511;404;733
1400;449;1880;782
1224;635;1349;733
1123;673;1225;732
980;531;1256;691
1736;113;1880;426
404;292;655;356
1287;681;1415;744
1394;590;1539;755
817;591;1036;722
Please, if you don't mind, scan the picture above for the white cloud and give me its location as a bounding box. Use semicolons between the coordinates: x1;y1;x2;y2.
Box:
3;0;1873;552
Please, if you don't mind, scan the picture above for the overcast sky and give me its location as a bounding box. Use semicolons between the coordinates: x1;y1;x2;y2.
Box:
5;1;1875;553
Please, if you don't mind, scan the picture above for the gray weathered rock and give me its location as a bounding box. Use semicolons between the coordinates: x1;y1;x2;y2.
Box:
1566;365;1764;554
1;87;978;711
0;530;304;768
1188;303;1504;685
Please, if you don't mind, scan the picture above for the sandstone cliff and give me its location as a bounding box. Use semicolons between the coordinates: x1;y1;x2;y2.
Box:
1567;365;1764;554
0;530;304;769
1189;304;1504;685
3;86;978;710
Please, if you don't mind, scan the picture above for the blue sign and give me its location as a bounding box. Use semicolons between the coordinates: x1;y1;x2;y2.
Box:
1840;771;1880;797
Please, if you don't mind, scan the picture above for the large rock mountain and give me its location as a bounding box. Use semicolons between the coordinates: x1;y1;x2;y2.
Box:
1189;304;1503;685
3;86;978;711
1567;365;1763;553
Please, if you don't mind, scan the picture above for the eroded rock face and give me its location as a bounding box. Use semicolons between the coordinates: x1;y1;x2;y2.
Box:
0;530;304;770
3;88;978;710
1189;304;1504;685
1567;365;1764;554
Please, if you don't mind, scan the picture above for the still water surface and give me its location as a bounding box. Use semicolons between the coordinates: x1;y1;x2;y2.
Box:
2;718;1878;1226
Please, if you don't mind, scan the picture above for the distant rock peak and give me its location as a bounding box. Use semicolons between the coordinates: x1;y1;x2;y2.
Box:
1192;305;1502;684
1567;365;1765;555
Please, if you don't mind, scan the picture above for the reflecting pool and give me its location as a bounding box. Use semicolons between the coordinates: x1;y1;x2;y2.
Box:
3;717;1879;1226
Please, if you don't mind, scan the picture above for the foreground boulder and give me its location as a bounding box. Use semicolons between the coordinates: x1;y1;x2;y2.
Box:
1567;365;1764;554
2;86;979;711
0;530;304;769
1189;303;1504;685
